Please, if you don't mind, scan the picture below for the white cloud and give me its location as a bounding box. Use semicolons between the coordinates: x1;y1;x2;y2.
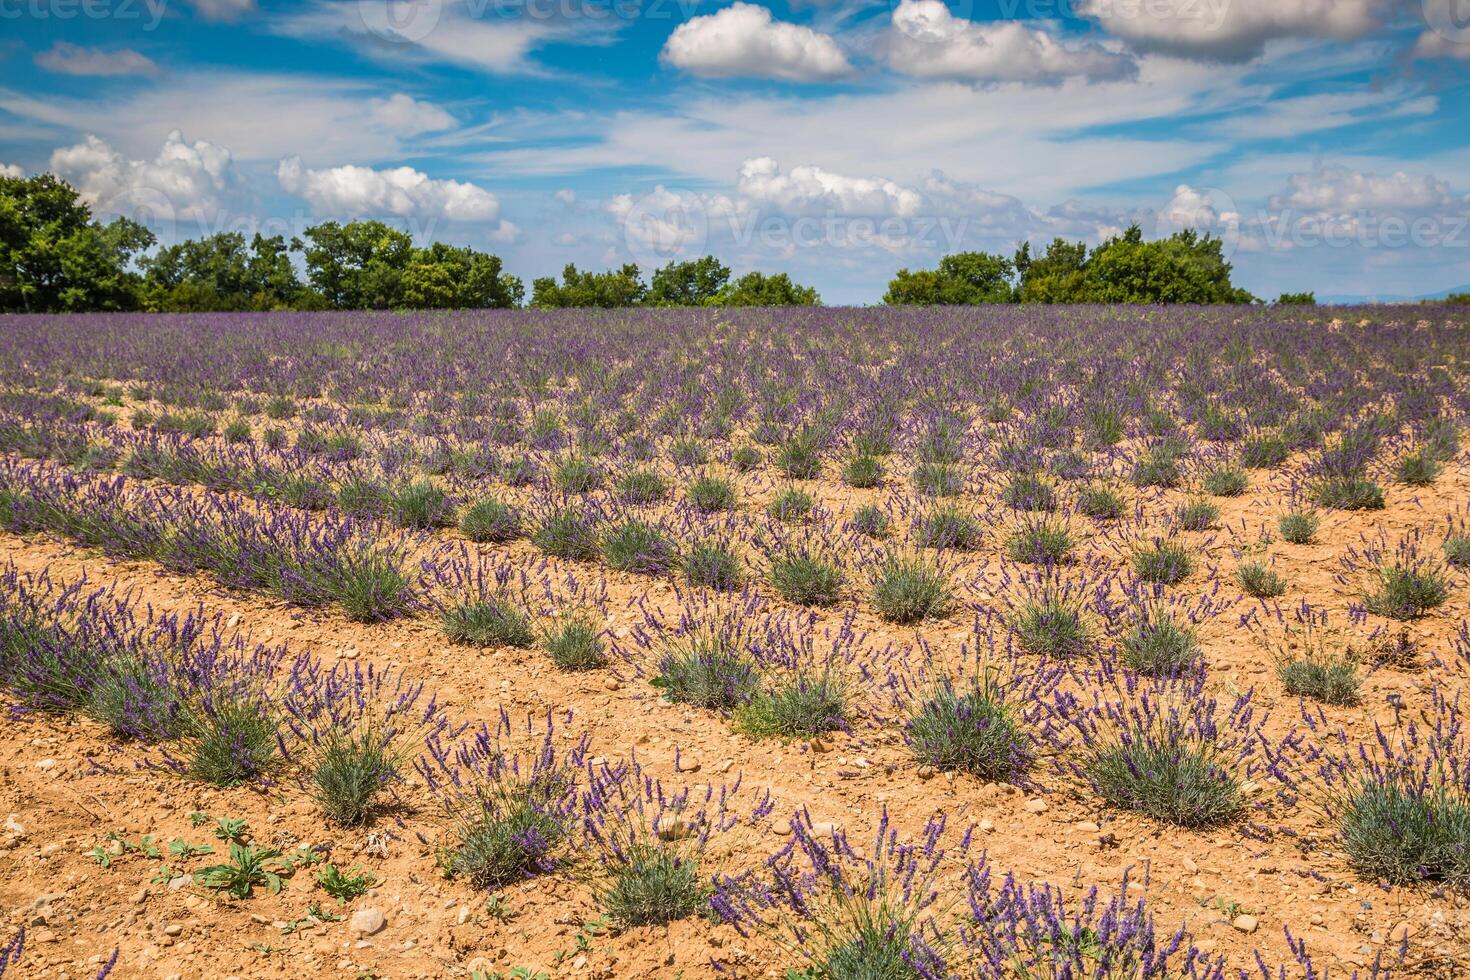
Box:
887;1;1136;85
554;188;577;205
661;3;852;82
187;0;255;20
737;157;922;216
0;72;460;165
274;0;603;77
367;94;455;135
1077;0;1382;61
35;42;161;78
276;157;515;237
1269;166;1462;215
49;130;239;225
1412;3;1470;62
0;163;24;179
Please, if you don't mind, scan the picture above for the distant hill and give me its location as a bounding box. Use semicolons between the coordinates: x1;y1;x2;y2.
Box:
1316;284;1470;304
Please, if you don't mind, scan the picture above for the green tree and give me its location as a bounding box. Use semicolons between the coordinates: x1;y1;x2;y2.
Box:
647;256;730;306
0;172;154;312
141;232;304;311
884;251;1015;305
401;241;523;309
710;271;820;307
1275;292;1316;305
530;263;646;308
1075;225;1254;304
1013;238;1088;303
296;220;414;309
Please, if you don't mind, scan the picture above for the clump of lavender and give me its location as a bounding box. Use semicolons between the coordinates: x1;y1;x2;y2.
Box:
715;812;967;978
1341;529;1451;621
1061;665;1277;829
1296;690;1470;889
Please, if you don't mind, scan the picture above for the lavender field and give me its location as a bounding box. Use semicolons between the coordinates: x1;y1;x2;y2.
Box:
0;305;1467;979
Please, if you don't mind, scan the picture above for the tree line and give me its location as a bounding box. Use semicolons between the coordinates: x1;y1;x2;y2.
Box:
4;171;1313;313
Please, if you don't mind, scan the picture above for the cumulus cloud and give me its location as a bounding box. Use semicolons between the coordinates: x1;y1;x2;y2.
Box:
887;1;1136;85
1269;167;1462;215
1414;2;1470;61
737;157;921;216
277;157;515;239
366;94;455;136
661;3;852;82
1077;0;1382;61
49;130;239;226
0;164;24;179
554;188;577;205
35;42;161;78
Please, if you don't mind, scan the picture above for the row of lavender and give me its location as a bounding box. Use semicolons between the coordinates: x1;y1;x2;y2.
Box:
0;562;1432;977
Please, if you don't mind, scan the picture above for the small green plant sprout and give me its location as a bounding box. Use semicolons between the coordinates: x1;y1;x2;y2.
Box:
315;863;376;902
214;816;249;842
168;839;215;860
195;843;295;899
189;811;211;828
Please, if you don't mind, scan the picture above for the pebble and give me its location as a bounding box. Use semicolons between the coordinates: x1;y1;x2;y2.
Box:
978;819;995;832
1182;857;1199;874
351;908;387;936
35;759;55;771
916;765;937;780
604;678;621;691
1024;798;1048;814
3;815;24;837
1232;915;1259;934
1075;820;1100;833
1389;921;1416;943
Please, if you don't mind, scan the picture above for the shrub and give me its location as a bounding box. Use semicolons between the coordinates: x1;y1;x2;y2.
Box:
1119;616;1200;676
1363;563;1449;620
1202;467;1247;497
447;790;565;890
602;519;678;575
669;438;708;467
500;455;539;487
617;468;668;505
391;480;454;529
310;728;396;827
441;598;534;648
265;396;296;420
1131;453;1181;489
554;456;603;494
1235;561;1287;598
852;505;889;538
460;498;521;543
1174;498;1219;531
769;549;844;607
735;670;849;739
600;842;709;927
337;475;391;515
541;614;606;671
1131;539;1193;585
1313;476;1384;511
1338;779;1470;887
905;680;1027;780
687;474;737;512
1395;451;1441;487
1446;533;1470;569
1001;473;1056;511
683;540;743;591
187;698;278;786
731;445;763;473
1241;435;1289;469
1278;510;1319;544
1083;725;1242;828
870;554;951;624
912;506;981;550
223;419;252;443
653;631;760;711
768;487;814;523
775;432;824;480
1278;653;1360;705
532;508;600;560
1012;597;1089;657
842;454;884;489
1077;485;1126;520
1003;515;1073;564
911;461;963;497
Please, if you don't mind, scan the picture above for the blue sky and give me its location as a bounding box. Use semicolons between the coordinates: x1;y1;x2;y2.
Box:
3;0;1470;303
